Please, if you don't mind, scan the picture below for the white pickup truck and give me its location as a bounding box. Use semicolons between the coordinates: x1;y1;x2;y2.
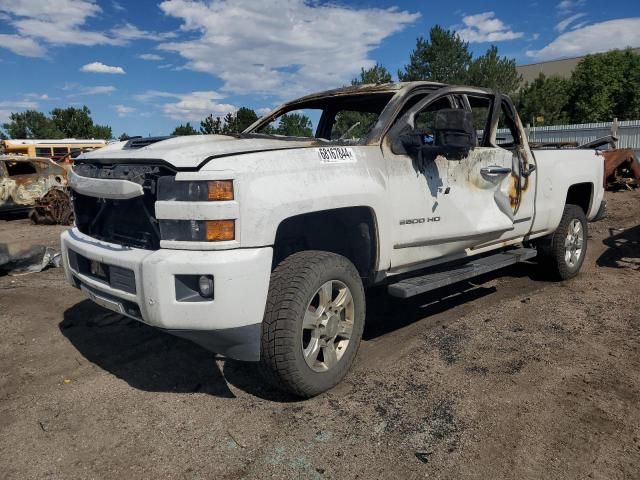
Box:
61;82;605;397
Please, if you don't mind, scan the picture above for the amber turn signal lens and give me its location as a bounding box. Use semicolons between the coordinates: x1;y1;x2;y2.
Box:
205;220;235;241
207;180;234;201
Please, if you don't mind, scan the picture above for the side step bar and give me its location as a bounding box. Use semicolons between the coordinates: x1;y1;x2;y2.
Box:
387;247;538;299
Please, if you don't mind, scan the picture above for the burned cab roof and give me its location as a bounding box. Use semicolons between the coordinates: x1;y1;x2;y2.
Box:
285;81;447;106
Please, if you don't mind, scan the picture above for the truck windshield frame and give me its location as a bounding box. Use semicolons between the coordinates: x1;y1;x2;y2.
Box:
244;91;397;145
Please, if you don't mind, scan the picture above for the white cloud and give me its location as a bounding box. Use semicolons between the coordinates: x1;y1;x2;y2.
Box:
0;33;45;56
158;0;419;96
0;99;40;123
138;53;163;61
0;1;169;57
163;92;236;121
134;90;183;102
114;104;135;117
0;99;39;109
135;90;236;121
0;0;119;50
80;62;126;74
557;0;585;13
66;85;117;96
25;93;49;100
112;1;125;12
527;18;640;60
456;12;523;43
111;22;175;42
555;12;587;32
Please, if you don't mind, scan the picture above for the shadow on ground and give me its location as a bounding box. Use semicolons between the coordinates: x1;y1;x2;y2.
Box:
597;225;640;270
60;261;548;401
0;211;29;222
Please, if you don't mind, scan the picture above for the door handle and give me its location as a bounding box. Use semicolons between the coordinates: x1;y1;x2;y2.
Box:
522;164;537;177
480;166;512;176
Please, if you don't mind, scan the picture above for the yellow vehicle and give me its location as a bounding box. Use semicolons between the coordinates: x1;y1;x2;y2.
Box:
0;139;106;161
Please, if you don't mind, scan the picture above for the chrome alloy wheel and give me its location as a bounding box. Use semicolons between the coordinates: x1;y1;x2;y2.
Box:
564;218;584;268
302;280;355;372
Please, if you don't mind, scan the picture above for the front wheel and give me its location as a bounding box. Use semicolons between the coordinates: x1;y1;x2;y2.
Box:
538;204;588;280
260;251;365;398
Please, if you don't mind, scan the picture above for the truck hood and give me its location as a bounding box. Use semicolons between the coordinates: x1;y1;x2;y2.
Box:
80;135;321;169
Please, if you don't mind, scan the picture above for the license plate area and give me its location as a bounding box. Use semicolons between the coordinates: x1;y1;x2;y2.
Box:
89;260;108;282
68;249;136;294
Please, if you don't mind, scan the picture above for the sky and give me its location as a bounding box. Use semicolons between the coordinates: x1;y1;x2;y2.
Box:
0;0;638;137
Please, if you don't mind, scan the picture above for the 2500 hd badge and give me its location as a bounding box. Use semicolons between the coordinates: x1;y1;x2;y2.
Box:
400;217;440;225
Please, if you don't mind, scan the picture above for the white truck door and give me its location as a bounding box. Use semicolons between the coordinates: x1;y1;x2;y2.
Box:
471;96;538;250
383;91;516;269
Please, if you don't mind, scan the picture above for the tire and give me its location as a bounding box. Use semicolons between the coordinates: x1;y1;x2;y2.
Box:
537;204;588;280
260;250;365;398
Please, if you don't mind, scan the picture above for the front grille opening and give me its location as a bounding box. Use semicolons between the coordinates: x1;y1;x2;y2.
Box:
71;163;175;250
74;194;160;249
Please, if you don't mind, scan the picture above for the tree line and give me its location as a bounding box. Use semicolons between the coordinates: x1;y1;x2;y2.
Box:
170;107;314;137
1;106;111;140
2;24;639;140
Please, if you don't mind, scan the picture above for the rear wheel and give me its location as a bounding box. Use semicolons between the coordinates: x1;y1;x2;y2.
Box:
260;250;365;398
537;204;588;280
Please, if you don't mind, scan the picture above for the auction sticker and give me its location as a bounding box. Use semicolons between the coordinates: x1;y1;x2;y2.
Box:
317;147;357;163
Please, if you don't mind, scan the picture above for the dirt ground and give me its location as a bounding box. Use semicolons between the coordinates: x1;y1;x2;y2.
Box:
1;191;639;480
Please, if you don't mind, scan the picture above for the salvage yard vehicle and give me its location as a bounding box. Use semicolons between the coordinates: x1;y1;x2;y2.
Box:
0;155;73;224
60;82;605;397
1;139;106;161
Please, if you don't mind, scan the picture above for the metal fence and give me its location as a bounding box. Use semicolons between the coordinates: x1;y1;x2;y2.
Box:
524;119;640;150
496;119;640;155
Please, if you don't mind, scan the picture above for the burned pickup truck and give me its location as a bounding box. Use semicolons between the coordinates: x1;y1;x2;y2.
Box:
61;82;605;397
0;155;73;224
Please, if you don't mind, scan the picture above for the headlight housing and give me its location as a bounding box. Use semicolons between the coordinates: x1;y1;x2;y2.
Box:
158;177;233;201
159;220;235;242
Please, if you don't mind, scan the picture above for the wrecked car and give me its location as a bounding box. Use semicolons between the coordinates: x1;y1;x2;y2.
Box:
61;82;605;397
0;155;73;224
600;149;640;190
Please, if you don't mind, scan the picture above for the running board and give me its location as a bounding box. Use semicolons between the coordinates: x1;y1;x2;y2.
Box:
387;247;538;299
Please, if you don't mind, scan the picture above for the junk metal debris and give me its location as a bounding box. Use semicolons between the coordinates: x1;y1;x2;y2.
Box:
600;149;640;190
0;154;73;225
0;242;61;276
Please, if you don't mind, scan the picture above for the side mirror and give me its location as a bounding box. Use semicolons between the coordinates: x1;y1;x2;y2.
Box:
431;109;476;155
400;109;476;158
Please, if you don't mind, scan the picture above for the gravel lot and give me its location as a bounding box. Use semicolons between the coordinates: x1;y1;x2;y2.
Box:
1;190;639;480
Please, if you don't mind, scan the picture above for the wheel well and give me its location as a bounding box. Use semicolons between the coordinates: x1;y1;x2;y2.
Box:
273;207;378;283
566;183;593;214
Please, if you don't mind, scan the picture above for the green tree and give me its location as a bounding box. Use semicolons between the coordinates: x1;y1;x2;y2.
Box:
50;106;92;138
276;113;313;137
171;123;199;136
515;74;572;126
91;124;112;140
119;133;131;141
218;107;259;134
398;25;471;84
331;64;393;140
353;63;392;85
467;46;521;94
221;112;237;134
569;49;640;122
2;110;63;138
200;114;223;134
50;106;112;139
235;107;259;132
